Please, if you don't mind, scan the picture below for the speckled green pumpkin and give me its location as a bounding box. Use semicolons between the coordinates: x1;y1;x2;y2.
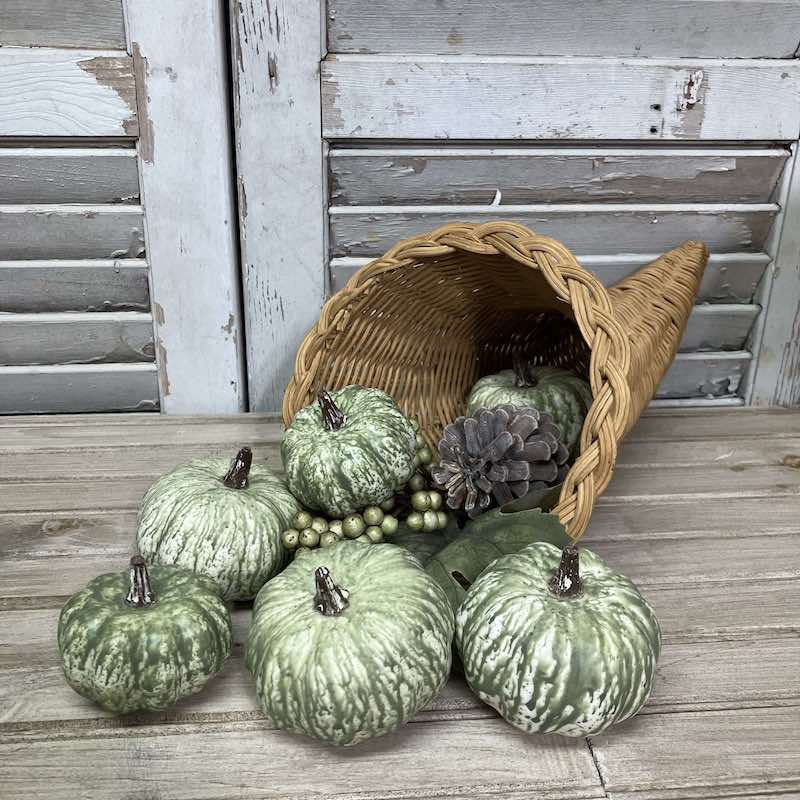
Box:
136;448;301;600
456;542;661;736
246;541;454;746
58;558;232;713
281;386;417;518
466;367;592;453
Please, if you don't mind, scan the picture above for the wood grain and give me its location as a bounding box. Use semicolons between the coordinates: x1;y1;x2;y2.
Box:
126;1;246;413
0;149;139;204
331;252;771;304
0;206;144;260
679;305;758;352
322;56;800;141
0;0;126;49
0;364;159;414
327;0;800;58
231;0;328;412
329;147;789;206
0;260;149;313
328;204;776;257
0;49;136;137
0;312;154;366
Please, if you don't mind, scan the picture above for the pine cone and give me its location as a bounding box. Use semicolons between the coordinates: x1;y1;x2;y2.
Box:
431;404;569;518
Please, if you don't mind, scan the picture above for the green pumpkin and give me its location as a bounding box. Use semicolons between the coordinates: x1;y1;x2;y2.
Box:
58;556;232;713
466;365;592;453
281;386;417;518
246;541;454;746
136;447;300;600
456;542;660;736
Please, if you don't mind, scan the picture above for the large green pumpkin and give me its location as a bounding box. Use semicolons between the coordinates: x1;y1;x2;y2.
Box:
456;542;660;736
466;365;592;453
136;447;300;600
58;556;232;713
281;386;417;517
246;541;454;746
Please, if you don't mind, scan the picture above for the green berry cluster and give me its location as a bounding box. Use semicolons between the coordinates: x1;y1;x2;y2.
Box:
281;507;399;559
410;417;434;469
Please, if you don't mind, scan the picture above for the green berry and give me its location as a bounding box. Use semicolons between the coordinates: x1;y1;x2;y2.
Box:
417;446;433;465
411;490;431;512
428;491;443;511
406;511;424;531
294;546;312;559
423;510;438;532
328;520;344;538
412;455;421;468
299;528;320;548
281;529;300;550
408;473;427;492
319;531;338;548
436;511;448;529
363;506;384;526
311;516;328;534
342;515;366;538
410;417;420;432
379;497;396;512
365;525;383;543
415;433;426;449
380;514;398;536
293;510;313;530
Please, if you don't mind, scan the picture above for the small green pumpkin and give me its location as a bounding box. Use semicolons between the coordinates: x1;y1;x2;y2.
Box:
466;361;592;453
281;386;417;518
58;556;232;713
136;447;300;600
456;542;660;736
246;541;454;746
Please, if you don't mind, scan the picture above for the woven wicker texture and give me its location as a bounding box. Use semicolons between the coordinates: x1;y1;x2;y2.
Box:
284;223;708;540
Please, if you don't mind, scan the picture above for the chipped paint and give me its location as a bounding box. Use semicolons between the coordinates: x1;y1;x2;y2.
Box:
222;313;235;334
267;53;279;92
153;302;166;325
671;69;708;138
678;69;704;111
131;43;155;162
157;340;171;397
75;54;138;137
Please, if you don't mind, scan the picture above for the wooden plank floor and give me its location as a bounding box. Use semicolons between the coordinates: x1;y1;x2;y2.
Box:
1;407;798;799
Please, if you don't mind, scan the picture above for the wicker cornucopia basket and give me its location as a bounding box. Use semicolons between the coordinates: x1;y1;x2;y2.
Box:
284;222;708;540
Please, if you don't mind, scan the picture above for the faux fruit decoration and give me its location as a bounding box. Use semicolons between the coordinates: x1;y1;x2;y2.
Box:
58;556;232;713
432;405;569;518
136;447;300;600
456;542;661;736
246;541;454;746
466;358;592;454
281;386;417;518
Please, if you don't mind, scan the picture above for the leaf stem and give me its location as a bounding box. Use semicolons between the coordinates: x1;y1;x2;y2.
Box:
222;447;252;489
318;391;347;431
549;545;583;598
313;567;350;615
125;555;157;607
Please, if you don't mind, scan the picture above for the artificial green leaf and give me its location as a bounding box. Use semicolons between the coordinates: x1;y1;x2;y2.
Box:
391;519;460;566
425;507;571;612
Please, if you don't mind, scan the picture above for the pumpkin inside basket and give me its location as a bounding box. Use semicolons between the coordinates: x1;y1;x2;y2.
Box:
284;222;708;539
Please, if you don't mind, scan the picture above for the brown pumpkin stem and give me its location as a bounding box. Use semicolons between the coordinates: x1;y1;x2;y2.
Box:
313;566;350;616
549;545;583;598
512;350;537;389
222;447;252;489
318;391;347;431
126;555;157;608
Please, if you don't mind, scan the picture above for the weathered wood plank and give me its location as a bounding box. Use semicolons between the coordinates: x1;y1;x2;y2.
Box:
0;716;605;800
679;305;758;352
591;706;800;800
0;149;138;204
329;147;789;205
0;365;159;414
0;206;144;260
0;312;154;366
660;352;751;398
0;0;126;49
126;1;246;413
0;260;149;313
331;252;771;304
328;204;776;257
0;49;136;137
322;56;800;141
327;0;800;59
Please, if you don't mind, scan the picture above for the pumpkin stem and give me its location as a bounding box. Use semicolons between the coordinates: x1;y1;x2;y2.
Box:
549;545;583;598
313;566;350;616
512;350;537;389
222;447;252;489
318;391;347;432
126;555;157;608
